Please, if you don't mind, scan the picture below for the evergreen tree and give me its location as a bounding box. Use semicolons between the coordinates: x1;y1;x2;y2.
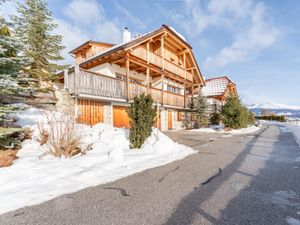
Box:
12;0;65;82
220;96;254;129
183;111;192;129
194;91;209;128
127;94;156;149
0;1;25;95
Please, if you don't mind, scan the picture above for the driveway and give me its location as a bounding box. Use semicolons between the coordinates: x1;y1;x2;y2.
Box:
1;124;300;225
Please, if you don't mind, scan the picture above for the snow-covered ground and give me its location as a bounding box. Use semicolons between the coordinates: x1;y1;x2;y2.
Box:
260;120;300;148
190;125;261;135
0;107;194;215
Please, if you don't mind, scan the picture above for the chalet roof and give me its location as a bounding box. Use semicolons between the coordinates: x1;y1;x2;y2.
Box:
69;40;114;54
78;24;193;66
202;76;235;97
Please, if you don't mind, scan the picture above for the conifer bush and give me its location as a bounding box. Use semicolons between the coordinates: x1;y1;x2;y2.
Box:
210;112;221;125
220;96;254;129
127;94;156;149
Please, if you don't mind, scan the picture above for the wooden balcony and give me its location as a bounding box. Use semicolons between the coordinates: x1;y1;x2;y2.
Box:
68;69;185;108
131;47;193;82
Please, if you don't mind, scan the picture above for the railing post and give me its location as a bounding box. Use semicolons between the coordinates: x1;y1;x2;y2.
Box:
126;53;130;101
74;64;79;95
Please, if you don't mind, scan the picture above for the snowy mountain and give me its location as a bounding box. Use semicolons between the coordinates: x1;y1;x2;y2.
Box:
248;103;300;110
248;103;300;118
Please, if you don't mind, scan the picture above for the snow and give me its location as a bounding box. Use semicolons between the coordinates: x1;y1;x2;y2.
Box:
191;125;261;135
248;103;300;110
0;107;194;215
260;120;300;148
168;26;187;41
285;123;300;147
202;77;230;97
286;217;300;225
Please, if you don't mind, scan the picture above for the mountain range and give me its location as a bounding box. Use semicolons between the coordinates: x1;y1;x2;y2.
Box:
247;103;300;118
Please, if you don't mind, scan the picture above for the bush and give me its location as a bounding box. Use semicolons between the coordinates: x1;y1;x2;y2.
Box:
210;112;221;125
220;96;254;129
255;115;286;122
37;112;91;157
127;94;156;149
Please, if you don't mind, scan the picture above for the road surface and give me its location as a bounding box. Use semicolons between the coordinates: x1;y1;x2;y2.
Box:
0;124;299;225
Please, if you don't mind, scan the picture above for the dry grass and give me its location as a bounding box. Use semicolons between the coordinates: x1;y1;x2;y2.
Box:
0;150;18;167
37;112;91;158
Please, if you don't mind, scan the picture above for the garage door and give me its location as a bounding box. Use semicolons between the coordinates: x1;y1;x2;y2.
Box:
77;99;104;126
113;106;130;128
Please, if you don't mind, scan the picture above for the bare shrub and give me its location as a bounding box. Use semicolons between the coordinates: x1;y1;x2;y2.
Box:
37;112;91;158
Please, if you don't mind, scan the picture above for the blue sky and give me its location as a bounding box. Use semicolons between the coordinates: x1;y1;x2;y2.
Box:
2;0;300;105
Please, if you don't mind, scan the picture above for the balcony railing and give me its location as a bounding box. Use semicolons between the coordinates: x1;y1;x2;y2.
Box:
68;69;186;108
131;47;193;81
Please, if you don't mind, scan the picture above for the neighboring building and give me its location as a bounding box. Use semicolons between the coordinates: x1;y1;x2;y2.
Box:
201;76;237;112
63;25;205;130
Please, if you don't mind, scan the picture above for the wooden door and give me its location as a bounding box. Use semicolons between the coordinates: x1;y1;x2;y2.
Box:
113;106;130;128
168;111;173;130
154;109;161;129
77;99;104;126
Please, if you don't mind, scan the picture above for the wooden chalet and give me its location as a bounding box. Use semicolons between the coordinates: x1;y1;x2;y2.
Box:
201;76;237;112
64;25;205;130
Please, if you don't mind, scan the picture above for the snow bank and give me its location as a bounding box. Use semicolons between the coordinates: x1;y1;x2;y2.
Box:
191;125;261;135
259;120;300;148
284;124;300;147
0;107;194;214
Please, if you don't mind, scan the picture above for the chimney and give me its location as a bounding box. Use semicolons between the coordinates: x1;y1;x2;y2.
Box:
123;27;131;43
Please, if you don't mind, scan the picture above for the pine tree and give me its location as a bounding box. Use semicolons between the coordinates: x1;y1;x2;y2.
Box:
0;1;25;95
220;96;254;129
194;91;209;128
12;0;65;82
127;94;156;149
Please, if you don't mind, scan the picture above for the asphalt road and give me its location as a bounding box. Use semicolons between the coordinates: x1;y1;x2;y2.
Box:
1;124;300;225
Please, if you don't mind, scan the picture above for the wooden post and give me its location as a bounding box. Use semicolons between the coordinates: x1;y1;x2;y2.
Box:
161;72;164;105
126;53;130;100
183;52;186;108
63;69;68;90
146;41;150;94
161;35;165;70
191;81;194;109
74;64;79;95
146;67;150;94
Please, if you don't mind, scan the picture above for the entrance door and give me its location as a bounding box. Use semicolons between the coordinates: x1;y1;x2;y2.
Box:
113;106;130;128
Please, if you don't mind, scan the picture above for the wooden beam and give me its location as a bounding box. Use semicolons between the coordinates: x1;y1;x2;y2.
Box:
161;35;165;70
183;52;186;108
161;72;164;105
126;53;130;101
74;63;79;95
146;67;150;94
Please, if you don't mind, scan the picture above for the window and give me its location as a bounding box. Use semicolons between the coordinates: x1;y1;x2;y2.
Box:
167;85;181;94
177;111;184;121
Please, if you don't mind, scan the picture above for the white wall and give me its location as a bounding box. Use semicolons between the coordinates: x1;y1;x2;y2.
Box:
88;63;149;83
